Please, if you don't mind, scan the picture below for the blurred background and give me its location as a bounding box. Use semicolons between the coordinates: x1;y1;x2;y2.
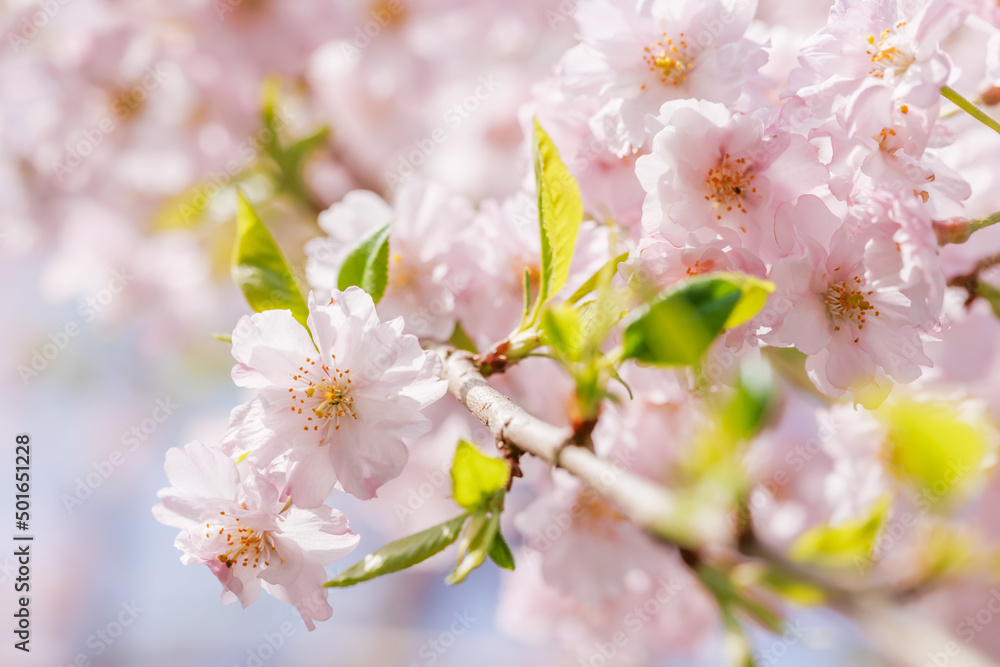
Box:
0;0;913;664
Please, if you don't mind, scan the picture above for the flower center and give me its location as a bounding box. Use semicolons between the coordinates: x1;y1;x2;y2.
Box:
390;252;420;289
825;276;880;337
573;490;625;539
205;510;283;570
643;32;694;87
288;355;357;435
866;23;913;79
704;153;756;223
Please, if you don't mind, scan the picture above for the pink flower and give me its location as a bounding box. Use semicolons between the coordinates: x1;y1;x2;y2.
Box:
791;0;967;135
556;0;767;156
306;179;477;341
224;288;447;505
514;469;664;603
152;441;359;630
455;192;610;350
636;100;827;260
763;195;936;397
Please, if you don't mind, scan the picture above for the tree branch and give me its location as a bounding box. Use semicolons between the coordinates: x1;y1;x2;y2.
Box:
435;345;1000;667
436;346;730;548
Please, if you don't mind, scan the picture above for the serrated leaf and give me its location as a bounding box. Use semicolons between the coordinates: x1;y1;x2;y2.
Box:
325;513;468;588
451;441;509;510
488;530;515;571
337;221;392;304
446;509;500;585
567;251;629;305
622;276;742;366
231;192;309;327
879;397;991;506
790;495;891;568
531;119;583;318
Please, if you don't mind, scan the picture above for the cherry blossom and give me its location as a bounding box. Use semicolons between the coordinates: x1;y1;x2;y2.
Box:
223;288;447;505
152;441;359;630
555;0;767;156
636;99;827;259
306;179;477;341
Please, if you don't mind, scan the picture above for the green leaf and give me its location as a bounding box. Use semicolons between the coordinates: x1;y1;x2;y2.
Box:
540;304;584;361
976;282;1000;320
231;192;309;327
567;251;629;305
790;495;891;568
448;321;478;354
325;513;468;588
529;119;583;322
488;530;515;571
721;274;775;328
698;564;784;635
518;267;533;330
721;359;775;442
879;397;991;506
451;441;510;511
337;221;392;304
446;508;500;585
622;276;742;366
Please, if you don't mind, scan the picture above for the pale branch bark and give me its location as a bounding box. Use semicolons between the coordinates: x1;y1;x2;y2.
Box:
435;345;1000;667
436;346;730;548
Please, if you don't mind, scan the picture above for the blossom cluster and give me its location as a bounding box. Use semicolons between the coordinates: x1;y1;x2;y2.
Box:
20;0;986;660
154;289;447;627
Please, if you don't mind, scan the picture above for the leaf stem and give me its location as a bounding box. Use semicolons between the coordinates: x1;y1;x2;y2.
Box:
942;86;1000;137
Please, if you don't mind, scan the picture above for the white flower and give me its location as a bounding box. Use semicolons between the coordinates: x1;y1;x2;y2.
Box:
153;441;359;630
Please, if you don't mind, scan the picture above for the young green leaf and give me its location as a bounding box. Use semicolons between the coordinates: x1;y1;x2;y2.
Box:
790;495;891;569
451;441;510;510
720;273;775;328
540;304;584;361
529;119;583;322
622;275;771;367
448;321;479;354
879;397;991;506
337;221;392;304
231;191;309;327
566;251;629;305
325;513;468;588
446;508;500;585
488;530;516;571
